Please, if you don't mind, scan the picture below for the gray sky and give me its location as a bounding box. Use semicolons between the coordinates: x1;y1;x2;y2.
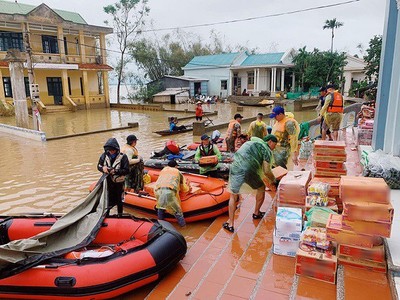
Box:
23;0;386;64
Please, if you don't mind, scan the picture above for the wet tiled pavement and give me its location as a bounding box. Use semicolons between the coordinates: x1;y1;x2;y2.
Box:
140;129;394;300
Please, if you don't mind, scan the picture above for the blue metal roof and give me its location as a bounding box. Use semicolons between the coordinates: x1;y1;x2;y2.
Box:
184;52;240;69
240;52;285;66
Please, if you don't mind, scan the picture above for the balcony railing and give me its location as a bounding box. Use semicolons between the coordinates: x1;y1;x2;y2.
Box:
32;53;61;64
66;55;81;64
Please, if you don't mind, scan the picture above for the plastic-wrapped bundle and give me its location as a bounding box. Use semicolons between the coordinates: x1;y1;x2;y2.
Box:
228;137;274;194
305;207;338;228
363;150;400;189
299;139;313;160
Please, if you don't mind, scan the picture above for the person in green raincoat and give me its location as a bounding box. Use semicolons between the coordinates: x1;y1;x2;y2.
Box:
247;113;267;139
223;136;278;233
194;134;222;176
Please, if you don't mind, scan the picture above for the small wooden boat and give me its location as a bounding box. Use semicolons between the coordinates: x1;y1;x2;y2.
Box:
239;99;274;107
124;168;230;222
154;125;194;136
0;214;187;299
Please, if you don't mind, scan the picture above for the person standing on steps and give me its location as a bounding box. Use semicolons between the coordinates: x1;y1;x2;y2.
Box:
225;113;243;152
97;138;129;216
319;84;344;141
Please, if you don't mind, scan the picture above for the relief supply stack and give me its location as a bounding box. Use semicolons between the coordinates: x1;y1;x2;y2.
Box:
313;140;347;178
273;207;302;257
277;171;311;209
328;176;394;272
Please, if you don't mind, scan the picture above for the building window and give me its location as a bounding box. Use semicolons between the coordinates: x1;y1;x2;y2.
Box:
42;35;59;54
63;37;68;55
3;77;30;97
47;77;63;96
248;72;255;85
221;80;227;90
80;77;84;95
0;31;24;52
68;77;72;95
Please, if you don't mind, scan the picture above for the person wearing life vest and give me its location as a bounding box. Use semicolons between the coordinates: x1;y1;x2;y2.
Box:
223;136;277;233
270;106;300;170
225;113;243;152
194;134;222;176
319;84;344;141
316;86;333;140
195;101;204;121
248;113;267;139
155;160;191;227
121;135;144;193
97;138;129;216
151;140;180;158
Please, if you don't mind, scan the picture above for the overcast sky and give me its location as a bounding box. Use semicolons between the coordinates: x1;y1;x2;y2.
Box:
22;0;387;65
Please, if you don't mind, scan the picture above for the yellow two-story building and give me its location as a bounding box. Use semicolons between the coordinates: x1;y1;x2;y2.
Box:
0;0;113;112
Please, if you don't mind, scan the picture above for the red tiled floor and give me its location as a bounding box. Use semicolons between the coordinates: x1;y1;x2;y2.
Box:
206;253;236;284
296;276;336;300
234;260;264;280
220;293;247;300
166;283;194;300
254;289;290;300
191;280;224;299
224;275;257;299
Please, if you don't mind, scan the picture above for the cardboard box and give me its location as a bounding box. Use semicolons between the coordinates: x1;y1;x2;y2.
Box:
326;214;382;248
314;140;346;149
338;244;385;263
341;216;392;238
295;263;336;284
338;255;386;273
273;230;300;257
315;161;345;170
296;245;337;273
278;171;311;205
315;167;347;177
272;166;289;180
343;201;394;224
340;176;390;204
275;207;302;238
198;155;218;166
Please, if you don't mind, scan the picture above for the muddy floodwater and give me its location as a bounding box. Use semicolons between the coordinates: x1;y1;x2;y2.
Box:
0;102;316;299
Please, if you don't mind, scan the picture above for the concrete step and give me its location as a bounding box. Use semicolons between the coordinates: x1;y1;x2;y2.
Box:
44;105;71;113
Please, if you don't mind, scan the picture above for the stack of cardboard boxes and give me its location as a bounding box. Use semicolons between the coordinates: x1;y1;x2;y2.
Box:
357;119;374;146
313;140;347;178
273;207;302;257
326;176;393;273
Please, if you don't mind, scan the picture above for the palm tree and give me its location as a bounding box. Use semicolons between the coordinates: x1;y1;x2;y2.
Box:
323;18;344;53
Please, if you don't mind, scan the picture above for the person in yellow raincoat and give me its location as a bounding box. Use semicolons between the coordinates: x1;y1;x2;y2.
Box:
247;113;267;139
155;160;191;227
223;136;278;233
269;106;300;170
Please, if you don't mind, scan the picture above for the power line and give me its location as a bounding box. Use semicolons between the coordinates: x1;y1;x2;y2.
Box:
139;0;361;33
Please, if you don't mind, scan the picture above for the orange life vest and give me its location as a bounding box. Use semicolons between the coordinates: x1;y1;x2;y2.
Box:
327;92;344;113
226;120;240;139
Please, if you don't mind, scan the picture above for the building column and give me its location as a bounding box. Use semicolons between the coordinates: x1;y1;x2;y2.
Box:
99;33;107;65
228;70;233;96
58;26;65;63
79;30;86;64
281;68;285;91
372;0;399;152
272;67;277;94
61;70;69;105
0;69;5;101
344;72;353;96
103;71;110;108
256;68;260;92
82;70;90;109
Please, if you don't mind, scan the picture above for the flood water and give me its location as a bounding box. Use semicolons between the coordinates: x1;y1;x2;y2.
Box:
0;102;316;299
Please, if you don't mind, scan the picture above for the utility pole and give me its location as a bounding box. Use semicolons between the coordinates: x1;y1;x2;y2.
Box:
23;24;41;131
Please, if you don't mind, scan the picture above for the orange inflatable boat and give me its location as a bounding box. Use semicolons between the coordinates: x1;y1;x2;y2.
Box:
0;215;187;299
124;168;230;222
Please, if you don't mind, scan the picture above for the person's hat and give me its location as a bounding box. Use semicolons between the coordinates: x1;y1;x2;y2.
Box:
326;84;336;90
201;134;210;140
127;134;138;144
319;86;327;92
196;101;202;104
168;160;178;167
269;106;285;118
257;112;263;117
234;113;244;119
263;134;278;143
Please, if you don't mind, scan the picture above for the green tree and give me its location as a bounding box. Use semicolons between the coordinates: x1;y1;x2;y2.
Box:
104;0;150;104
323;18;344;53
364;35;382;82
292;48;347;91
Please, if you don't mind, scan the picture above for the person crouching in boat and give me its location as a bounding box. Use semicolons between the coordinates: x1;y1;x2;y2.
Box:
121;135;144;193
98;138;130;216
223;136;277;233
169;117;186;132
194;134;222;177
225;113;243;152
155;160;191;227
151;140;181;158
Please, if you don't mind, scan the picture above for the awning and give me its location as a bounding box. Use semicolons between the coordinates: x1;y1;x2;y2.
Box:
79;63;113;71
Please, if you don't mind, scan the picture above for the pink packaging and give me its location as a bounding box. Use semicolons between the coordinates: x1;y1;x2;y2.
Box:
278;171;312;205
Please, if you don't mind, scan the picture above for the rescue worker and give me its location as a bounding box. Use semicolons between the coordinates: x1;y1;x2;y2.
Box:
235;134;249;150
225;113;243;152
319;84;344;141
151;140;180;158
121;135;143;193
247;113;267;139
97;138;129;216
316;86;333;140
195;101;204;121
194;134;222;176
269;106;300;170
223;136;278;233
155;160;191;227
